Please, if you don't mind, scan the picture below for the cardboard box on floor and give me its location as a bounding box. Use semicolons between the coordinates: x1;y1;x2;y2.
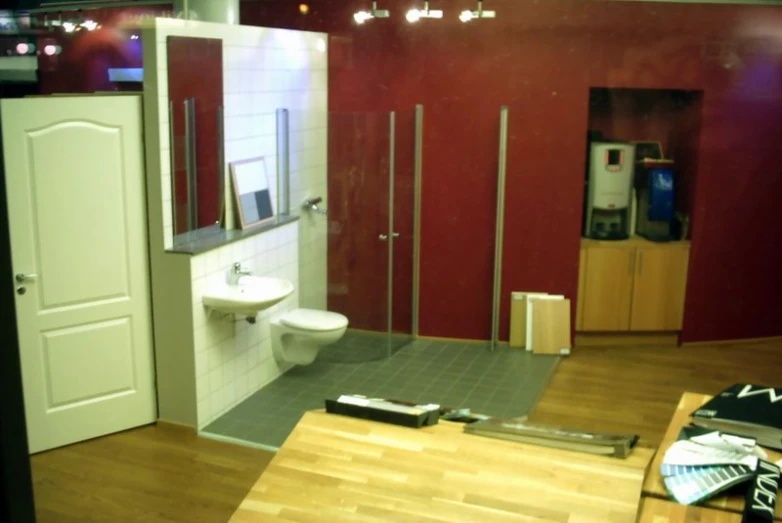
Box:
510;292;572;355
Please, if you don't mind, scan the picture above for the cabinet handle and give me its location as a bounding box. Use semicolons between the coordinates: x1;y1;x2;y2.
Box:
628;250;635;276
638;251;644;276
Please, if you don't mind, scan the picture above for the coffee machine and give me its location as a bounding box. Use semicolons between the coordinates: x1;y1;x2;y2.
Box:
635;159;676;242
584;142;635;240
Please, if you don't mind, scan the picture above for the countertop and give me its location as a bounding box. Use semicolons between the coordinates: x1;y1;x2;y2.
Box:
167;215;299;255
230;410;655;522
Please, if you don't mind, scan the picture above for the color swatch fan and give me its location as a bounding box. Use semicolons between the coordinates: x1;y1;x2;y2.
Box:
661;427;768;505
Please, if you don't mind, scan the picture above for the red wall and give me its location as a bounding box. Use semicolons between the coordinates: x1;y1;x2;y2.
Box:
242;0;782;343
167;36;224;233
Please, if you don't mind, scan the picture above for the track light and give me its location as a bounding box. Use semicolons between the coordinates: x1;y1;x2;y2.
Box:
353;1;390;24
80;19;99;31
460;0;496;22
406;1;443;23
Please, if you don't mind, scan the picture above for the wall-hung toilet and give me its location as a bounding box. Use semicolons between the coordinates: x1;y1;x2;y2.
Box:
271;309;348;365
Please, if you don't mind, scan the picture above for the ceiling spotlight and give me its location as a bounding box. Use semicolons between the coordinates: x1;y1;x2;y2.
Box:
16;43;31;55
62;21;76;32
406;1;443;23
460;0;496;22
80;19;99;31
353;1;390;24
43;44;62;56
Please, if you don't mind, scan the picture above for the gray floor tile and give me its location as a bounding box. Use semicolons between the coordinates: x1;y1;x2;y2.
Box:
199;339;559;448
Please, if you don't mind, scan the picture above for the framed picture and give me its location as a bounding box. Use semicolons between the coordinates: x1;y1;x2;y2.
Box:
230;157;275;230
632;141;664;161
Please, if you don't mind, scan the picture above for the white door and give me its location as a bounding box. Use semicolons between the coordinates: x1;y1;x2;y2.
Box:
2;95;157;453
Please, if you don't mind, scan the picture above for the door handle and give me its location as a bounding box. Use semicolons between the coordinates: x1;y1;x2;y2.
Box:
15;273;38;283
391;232;400;239
379;232;400;241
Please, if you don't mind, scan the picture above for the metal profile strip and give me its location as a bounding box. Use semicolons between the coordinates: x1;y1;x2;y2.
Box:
276;108;290;215
412;105;423;338
491;106;509;351
168;101;177;234
183;99;193;231
217;105;225;226
387;111;396;353
189;98;198;229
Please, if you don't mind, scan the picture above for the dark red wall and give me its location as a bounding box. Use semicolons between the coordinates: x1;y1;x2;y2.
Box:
167;36;224;233
242;0;782;343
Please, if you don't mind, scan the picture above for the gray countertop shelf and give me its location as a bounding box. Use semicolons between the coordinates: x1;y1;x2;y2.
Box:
167;214;299;255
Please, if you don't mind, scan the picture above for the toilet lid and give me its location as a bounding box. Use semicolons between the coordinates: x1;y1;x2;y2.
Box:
280;309;348;331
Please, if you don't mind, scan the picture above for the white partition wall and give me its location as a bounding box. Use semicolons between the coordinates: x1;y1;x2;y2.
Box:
142;18;328;428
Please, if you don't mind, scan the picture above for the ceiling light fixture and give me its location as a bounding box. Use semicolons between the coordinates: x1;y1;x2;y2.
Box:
80;19;99;31
353;1;390;24
459;0;496;23
406;1;443;23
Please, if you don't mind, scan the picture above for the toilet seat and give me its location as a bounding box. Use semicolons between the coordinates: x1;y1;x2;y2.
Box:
280;308;348;332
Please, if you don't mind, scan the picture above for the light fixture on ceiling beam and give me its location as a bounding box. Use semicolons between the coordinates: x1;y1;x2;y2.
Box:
406;1;443;23
354;1;390;24
459;0;496;23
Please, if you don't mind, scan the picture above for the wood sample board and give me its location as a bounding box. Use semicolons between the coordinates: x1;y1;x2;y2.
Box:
231;410;655;522
532;298;572;355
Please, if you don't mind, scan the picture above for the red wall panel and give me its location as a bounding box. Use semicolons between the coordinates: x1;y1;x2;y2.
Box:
242;0;782;341
244;0;782;343
167;36;224;234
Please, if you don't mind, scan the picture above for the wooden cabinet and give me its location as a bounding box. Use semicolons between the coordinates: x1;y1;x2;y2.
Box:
577;238;690;332
580;247;635;331
630;245;690;331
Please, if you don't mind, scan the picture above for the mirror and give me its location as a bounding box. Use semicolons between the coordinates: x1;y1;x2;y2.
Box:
231;157;275;229
167;35;224;239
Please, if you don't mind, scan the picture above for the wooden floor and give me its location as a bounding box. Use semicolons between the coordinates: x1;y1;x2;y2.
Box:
530;337;782;445
31;424;274;522
30;338;782;522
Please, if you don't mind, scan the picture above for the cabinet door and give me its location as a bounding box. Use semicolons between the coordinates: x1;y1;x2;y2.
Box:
581;247;635;331
630;246;690;331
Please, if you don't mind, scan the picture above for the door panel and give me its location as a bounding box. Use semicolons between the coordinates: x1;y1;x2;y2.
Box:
28;121;129;309
2;96;156;453
327;112;390;332
630;246;690;331
581;247;634;331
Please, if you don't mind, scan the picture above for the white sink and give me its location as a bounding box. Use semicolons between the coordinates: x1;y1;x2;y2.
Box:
202;276;294;316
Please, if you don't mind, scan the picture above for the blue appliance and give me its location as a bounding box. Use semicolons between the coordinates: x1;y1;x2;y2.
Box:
636;165;675;241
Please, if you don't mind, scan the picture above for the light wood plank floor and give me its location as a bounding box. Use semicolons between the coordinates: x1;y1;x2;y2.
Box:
530;338;782;445
31;424;274;522
30;338;782;522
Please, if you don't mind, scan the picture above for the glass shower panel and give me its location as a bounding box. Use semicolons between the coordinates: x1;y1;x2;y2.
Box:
322;111;392;362
388;108;418;355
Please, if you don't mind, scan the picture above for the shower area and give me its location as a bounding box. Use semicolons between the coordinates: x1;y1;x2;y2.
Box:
320;107;421;363
200;103;559;449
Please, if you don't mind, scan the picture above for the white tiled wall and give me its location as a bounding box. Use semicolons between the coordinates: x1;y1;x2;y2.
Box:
147;18;328;249
143;19;329;429
191;222;299;428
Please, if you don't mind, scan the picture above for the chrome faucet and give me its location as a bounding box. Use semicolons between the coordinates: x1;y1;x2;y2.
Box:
302;197;327;215
229;262;252;284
